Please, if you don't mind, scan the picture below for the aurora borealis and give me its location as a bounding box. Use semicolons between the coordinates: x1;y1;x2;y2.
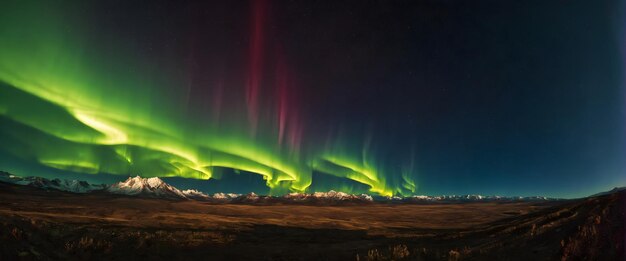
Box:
1;0;625;198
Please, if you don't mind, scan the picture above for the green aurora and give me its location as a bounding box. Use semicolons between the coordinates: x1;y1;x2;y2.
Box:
0;2;416;196
3;1;622;199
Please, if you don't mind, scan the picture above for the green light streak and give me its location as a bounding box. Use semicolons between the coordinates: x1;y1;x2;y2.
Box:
0;1;417;196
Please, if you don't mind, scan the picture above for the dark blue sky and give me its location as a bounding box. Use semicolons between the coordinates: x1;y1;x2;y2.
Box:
0;0;624;198
272;0;626;197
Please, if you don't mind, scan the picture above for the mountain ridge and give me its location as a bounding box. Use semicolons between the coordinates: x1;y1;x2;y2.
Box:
0;171;582;203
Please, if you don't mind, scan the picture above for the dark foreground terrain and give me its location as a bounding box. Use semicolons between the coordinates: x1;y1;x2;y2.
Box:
0;183;623;260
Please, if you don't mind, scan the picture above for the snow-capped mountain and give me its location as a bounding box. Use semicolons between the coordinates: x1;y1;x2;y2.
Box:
0;171;106;193
107;176;188;200
181;189;210;200
0;171;564;203
222;192;266;204
212;192;243;200
283;190;374;202
244;192;260;200
211;191;374;204
401;194;557;202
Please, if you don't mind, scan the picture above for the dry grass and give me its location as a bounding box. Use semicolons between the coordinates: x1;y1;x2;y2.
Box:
0;183;622;260
0;184;561;238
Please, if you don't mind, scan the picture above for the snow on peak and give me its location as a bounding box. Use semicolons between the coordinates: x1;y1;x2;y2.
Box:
211;192;242;199
181;189;203;195
284;190;373;202
107;176;187;199
146;177;165;187
0;172;562;202
359;194;374;201
182;189;210;199
247;192;258;197
0;172;106;193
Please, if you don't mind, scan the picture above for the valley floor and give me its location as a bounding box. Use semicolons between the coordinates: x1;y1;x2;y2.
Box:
0;183;623;260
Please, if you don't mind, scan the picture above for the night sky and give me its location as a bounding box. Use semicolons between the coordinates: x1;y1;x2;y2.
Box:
0;0;624;198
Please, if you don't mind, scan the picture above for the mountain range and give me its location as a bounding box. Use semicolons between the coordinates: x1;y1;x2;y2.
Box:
0;171;572;203
0;171;107;193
